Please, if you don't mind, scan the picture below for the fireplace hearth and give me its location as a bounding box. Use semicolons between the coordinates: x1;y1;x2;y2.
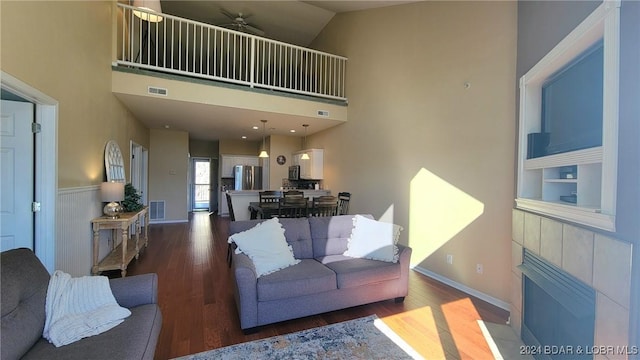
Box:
519;249;596;359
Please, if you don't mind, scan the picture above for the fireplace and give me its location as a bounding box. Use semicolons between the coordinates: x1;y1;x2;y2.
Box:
511;210;633;357
519;249;596;359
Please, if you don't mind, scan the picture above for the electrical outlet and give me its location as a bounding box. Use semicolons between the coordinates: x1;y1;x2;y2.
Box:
446;254;453;265
476;263;483;274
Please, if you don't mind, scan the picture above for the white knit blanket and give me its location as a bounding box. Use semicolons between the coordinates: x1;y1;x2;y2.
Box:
43;270;131;347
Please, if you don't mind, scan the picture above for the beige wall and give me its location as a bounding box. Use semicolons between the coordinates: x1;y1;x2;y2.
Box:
149;129;189;222
219;139;260;155
267;135;303;188
311;1;517;302
189;139;219;159
1;1;149;187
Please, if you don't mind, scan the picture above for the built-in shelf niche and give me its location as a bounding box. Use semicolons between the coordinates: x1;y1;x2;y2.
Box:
516;1;619;231
523;147;602;208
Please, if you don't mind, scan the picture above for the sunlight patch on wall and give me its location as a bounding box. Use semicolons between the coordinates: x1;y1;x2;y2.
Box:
409;168;484;266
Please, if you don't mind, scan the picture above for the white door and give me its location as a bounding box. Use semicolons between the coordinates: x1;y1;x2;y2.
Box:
1;100;34;251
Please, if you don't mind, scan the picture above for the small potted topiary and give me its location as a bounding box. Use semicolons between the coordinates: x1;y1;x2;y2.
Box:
122;183;144;212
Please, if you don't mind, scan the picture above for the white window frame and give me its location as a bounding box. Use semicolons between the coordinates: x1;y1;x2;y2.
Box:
516;1;620;231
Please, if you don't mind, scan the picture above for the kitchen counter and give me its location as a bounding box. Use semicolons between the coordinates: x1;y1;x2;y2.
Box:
227;189;331;220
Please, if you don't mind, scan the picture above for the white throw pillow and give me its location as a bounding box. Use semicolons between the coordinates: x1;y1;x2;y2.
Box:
228;218;300;277
344;215;403;263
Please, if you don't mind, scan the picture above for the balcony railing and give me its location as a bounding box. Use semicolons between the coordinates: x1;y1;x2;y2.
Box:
116;4;347;101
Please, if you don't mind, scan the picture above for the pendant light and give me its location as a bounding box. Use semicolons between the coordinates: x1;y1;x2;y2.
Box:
258;120;269;158
133;0;164;22
301;124;310;160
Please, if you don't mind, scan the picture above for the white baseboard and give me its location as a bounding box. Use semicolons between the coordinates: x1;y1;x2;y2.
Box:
149;219;189;224
412;266;511;312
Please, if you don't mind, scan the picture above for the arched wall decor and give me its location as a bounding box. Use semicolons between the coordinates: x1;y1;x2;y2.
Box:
105;140;126;183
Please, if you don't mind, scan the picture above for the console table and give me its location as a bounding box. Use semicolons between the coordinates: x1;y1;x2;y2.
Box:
91;207;148;277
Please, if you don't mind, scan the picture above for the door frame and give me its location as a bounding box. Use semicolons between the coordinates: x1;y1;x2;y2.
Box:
129;141;149;205
190;157;211;211
1;71;58;273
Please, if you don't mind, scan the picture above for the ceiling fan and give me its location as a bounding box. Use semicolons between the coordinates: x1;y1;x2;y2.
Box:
218;9;265;36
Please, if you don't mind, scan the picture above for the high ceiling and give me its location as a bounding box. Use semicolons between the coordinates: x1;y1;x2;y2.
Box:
117;1;418;141
160;1;417;46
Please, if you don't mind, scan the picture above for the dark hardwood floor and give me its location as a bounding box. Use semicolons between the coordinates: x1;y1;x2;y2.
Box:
125;212;509;359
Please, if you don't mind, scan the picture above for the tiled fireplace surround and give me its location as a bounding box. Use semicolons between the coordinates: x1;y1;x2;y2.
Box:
511;209;633;357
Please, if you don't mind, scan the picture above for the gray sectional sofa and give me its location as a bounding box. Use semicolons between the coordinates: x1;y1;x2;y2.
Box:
229;214;412;332
1;248;162;360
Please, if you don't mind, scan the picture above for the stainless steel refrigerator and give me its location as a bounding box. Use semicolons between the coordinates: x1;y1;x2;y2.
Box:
234;165;263;190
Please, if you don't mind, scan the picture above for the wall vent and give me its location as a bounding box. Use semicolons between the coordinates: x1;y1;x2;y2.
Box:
148;86;168;96
317;110;329;117
149;201;165;220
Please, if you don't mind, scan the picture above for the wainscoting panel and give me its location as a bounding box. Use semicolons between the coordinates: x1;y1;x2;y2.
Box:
56;186;105;276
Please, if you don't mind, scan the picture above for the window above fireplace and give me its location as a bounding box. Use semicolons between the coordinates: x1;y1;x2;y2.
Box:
515;1;621;231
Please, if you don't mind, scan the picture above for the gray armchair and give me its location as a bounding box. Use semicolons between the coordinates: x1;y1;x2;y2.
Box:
1;248;162;360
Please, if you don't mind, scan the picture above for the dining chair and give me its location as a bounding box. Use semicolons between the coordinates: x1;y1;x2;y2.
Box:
283;190;304;199
226;192;236;267
278;197;308;218
259;190;282;218
259;190;283;202
310;196;338;217
337;192;351;215
226;192;236;221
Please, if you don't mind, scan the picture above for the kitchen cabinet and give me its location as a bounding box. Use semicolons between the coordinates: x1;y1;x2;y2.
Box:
220;155;259;178
294;149;323;180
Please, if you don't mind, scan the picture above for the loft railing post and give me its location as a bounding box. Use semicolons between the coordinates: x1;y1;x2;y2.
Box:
121;6;125;62
163;16;166;67
250;37;256;88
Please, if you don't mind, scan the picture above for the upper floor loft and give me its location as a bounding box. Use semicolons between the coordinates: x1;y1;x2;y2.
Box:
112;3;348;141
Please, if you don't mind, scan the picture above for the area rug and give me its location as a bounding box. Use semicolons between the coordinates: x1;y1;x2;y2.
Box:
174;315;418;359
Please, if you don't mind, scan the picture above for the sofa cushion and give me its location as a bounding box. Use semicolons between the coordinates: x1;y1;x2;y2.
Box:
229;218;314;259
309;215;373;258
229;218;300;277
23;304;162;360
257;259;337;302
278;218;314;259
1;248;50;360
317;255;401;289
